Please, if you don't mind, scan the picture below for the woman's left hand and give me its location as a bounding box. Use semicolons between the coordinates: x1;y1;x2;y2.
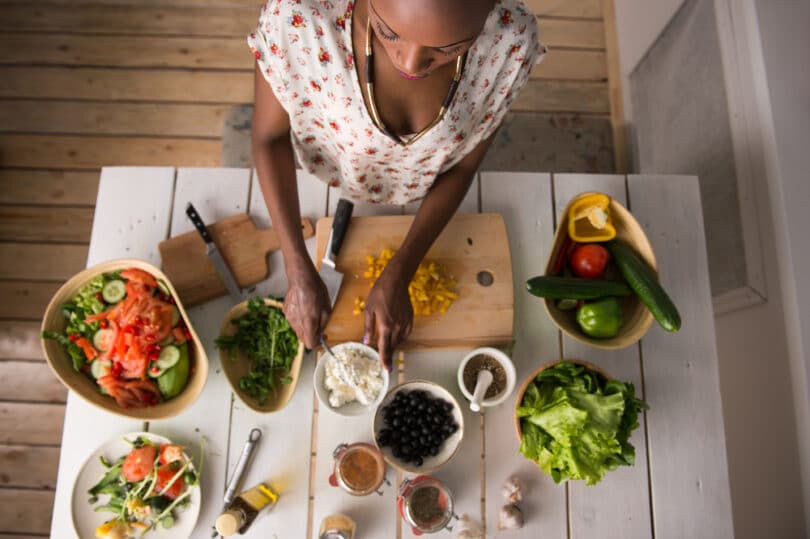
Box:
363;269;413;372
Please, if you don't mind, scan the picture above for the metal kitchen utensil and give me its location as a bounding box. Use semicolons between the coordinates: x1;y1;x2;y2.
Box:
212;427;262;538
186;202;245;304
318;198;354;308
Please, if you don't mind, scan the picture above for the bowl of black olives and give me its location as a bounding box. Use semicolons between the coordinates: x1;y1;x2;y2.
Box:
373;380;464;474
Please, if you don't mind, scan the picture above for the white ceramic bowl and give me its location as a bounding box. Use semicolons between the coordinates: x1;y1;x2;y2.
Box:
372;380;464;474
313;341;389;417
457;347;517;409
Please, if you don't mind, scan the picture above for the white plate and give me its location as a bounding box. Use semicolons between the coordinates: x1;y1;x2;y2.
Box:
71;431;201;539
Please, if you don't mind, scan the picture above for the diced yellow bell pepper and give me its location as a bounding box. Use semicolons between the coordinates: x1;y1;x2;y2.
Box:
568;193;617;242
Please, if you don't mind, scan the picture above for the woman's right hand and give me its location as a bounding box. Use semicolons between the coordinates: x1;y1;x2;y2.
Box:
284;263;331;350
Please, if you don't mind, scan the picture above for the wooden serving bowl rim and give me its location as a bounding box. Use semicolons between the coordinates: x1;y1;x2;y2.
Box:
218;298;306;413
40;258;209;420
543;193;656;350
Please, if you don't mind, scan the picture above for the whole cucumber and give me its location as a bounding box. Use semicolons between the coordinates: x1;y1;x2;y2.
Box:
607;240;681;332
526;276;632;300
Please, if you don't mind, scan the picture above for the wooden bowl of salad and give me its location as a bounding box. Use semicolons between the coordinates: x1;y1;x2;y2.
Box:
216;298;305;413
539;193;657;350
40;259;209;420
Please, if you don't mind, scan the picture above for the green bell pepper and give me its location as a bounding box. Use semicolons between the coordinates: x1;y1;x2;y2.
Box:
576;297;623;338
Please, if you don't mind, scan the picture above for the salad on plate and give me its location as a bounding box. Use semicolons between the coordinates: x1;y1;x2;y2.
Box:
85;434;201;539
42;267;194;408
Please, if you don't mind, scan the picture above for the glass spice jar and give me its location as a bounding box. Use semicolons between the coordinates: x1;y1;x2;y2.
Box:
397;475;458;534
319;513;356;539
329;442;389;496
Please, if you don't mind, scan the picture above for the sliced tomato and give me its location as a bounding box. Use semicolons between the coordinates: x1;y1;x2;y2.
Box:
74;337;98;361
120;268;158;288
122;444;157;482
155;462;186;499
159;444;186;465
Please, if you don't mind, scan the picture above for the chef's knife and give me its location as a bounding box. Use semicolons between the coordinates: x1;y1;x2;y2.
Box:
319;198;354;308
186;202;245;304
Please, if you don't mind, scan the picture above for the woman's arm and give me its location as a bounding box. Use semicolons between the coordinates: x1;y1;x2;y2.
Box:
251;62;331;348
364;134;496;368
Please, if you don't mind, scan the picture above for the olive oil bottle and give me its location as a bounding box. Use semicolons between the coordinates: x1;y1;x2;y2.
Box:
215;482;278;536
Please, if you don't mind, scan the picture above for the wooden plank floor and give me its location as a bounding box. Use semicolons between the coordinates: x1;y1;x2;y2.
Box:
0;0;617;534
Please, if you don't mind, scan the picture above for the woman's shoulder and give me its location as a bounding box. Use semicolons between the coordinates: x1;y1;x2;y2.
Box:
255;0;353;34
467;0;539;77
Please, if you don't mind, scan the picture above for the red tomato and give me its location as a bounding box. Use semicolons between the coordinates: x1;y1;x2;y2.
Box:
121;445;157;482
155;462;186;499
159;444;186;465
570;244;610;278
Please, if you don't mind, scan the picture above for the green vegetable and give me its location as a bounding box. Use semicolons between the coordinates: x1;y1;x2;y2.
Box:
576;297;623;338
215;297;299;404
526;276;632;300
157;342;190;399
607;240;681;332
42;330;86;372
517;361;647;485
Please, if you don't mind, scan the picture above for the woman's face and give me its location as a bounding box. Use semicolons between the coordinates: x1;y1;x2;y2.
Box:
368;0;493;80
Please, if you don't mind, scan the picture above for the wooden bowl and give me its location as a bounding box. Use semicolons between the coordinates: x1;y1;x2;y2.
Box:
40;259;209;420
513;359;610;443
544;193;657;349
218;298;305;413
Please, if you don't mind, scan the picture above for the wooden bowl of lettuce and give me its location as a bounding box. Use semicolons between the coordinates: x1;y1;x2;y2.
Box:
514;360;647;485
216;297;305;413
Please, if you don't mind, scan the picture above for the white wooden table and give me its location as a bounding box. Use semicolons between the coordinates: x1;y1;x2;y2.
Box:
50;167;734;538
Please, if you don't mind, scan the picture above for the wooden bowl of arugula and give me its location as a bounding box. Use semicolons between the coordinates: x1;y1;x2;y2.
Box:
216;297;305;413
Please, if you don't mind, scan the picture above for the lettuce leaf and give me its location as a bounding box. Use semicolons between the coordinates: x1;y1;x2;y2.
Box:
518;361;648;485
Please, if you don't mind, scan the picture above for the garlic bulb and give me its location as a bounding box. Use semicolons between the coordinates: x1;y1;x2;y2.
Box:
501;475;523;504
454;514;484;539
498;504;524;530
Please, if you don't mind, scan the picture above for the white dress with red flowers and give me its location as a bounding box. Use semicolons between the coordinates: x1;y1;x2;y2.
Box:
248;0;542;205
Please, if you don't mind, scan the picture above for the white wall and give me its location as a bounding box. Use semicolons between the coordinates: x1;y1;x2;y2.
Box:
747;0;810;533
613;0;810;535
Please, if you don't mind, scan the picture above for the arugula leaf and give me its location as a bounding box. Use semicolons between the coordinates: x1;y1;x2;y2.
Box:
215;297;299;404
518;361;648;485
42;330;85;372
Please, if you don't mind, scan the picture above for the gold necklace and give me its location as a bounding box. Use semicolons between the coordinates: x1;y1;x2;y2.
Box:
364;17;465;147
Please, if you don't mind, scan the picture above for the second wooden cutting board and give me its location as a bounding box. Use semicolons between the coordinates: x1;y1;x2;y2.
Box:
315;213;514;348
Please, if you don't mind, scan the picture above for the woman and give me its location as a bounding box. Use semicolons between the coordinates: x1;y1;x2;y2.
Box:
249;0;541;369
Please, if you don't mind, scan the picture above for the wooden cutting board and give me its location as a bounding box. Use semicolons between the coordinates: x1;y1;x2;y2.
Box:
316;213;514;348
159;213;314;307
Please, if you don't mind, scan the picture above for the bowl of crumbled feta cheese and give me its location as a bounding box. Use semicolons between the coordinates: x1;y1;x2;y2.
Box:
314;341;389;416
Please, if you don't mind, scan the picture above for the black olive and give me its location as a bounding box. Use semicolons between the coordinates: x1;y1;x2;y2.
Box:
393;447;403;458
392;417;402;428
391;430;401;442
430;445;439;456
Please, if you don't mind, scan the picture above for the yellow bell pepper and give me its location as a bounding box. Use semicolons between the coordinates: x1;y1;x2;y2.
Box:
567;193;616;242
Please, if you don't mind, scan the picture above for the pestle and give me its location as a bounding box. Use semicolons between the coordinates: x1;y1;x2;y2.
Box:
469;369;494;412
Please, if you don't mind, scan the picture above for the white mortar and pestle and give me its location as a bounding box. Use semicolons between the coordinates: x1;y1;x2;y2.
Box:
457;347;516;412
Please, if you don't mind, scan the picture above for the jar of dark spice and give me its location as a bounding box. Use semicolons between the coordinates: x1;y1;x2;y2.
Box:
397;475;458;534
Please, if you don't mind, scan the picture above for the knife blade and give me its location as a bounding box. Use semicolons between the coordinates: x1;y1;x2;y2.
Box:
319;198;354;308
186;203;245;304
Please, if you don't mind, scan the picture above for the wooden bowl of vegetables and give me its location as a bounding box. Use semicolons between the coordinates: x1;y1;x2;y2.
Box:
216;297;305;413
40;259;209;420
514;359;647;485
527;193;680;350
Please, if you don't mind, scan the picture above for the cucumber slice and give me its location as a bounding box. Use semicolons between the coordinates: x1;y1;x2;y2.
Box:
157;279;171;296
102;280;126;303
91;360;112;379
170;306;181;327
157;345;181;370
157;343;190;399
92;329;114;351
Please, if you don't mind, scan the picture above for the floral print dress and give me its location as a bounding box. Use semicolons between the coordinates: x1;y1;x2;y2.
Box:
248;0;542;205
